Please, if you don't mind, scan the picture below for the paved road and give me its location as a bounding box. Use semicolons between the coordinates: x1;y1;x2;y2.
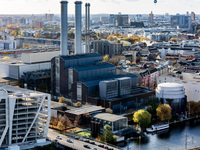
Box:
47;128;120;150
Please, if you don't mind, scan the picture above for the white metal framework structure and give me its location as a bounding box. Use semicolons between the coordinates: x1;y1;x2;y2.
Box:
0;85;51;148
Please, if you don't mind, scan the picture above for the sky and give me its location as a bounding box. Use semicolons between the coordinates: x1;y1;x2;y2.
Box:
0;0;199;15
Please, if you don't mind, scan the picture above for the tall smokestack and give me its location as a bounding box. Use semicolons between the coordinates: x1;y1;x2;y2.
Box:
60;0;68;56
75;1;82;55
85;3;90;53
85;3;88;53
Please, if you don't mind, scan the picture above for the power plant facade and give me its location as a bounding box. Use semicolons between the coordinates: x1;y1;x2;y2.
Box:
51;0;150;114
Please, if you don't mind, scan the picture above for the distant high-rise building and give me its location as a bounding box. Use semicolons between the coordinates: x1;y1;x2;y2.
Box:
109;14;129;27
45;13;54;21
191;12;195;21
149;11;154;25
170;14;191;28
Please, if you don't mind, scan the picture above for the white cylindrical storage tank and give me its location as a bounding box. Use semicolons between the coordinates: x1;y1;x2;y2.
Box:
60;0;68;56
156;82;187;114
75;1;82;55
156;82;185;99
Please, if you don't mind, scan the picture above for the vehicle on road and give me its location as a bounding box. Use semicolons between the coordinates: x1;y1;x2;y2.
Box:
92;148;98;150
75;136;80;140
90;141;95;145
84;145;91;149
84;140;90;143
98;144;104;148
67;139;73;143
56;136;62;140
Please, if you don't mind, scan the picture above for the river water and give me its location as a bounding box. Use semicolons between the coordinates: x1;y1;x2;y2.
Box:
123;120;200;150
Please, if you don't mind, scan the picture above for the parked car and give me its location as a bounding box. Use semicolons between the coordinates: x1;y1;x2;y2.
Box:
108;148;114;150
67;139;73;143
104;146;108;149
56;136;62;140
84;145;91;149
79;138;83;141
92;148;98;150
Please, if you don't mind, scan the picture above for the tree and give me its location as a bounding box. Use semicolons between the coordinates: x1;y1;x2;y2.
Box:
74;115;81;126
64;115;73;128
50;117;58;126
103;55;109;62
146;105;154;114
140;37;149;42
35;32;39;38
187;101;200;115
59;96;66;103
57;119;65;131
156;104;172;121
84;102;90;106
101;124;116;144
75;102;82;108
133;110;151;129
107;35;117;41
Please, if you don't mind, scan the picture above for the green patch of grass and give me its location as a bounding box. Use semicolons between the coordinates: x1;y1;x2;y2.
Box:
77;131;91;138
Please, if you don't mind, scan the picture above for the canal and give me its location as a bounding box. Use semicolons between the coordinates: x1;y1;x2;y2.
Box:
123;120;200;150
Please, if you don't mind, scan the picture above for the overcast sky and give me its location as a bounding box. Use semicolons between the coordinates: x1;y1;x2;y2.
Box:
0;0;199;15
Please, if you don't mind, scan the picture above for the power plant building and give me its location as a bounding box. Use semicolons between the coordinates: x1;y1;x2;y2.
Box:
99;80;118;99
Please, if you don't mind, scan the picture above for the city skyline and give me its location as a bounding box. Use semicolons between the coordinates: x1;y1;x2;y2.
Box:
0;0;199;15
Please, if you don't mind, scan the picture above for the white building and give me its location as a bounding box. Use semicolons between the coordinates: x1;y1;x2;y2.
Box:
0;50;59;79
0;85;51;148
158;73;200;102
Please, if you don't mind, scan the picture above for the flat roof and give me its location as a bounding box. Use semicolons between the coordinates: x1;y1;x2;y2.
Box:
0;85;49;97
66;105;105;115
43;101;63;108
94;113;127;122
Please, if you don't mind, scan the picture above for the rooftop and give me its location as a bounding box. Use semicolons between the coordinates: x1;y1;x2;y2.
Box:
66;105;105;115
94;113;127;122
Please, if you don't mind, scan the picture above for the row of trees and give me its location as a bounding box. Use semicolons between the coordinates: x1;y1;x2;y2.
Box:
133;104;172;129
50;115;74;131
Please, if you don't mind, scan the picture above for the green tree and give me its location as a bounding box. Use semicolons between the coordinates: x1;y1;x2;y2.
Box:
146;105;154;114
156;104;172;121
59;96;66;103
101;124;116;144
133;110;151;129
